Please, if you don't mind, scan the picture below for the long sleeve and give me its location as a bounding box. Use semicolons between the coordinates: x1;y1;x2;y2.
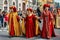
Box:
50;12;54;19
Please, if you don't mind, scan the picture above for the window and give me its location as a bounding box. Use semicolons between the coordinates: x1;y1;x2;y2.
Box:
19;3;21;7
4;6;7;12
19;8;21;11
13;2;15;5
4;0;7;4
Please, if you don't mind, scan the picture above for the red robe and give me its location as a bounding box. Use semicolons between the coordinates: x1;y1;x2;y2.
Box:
25;14;36;38
41;11;56;38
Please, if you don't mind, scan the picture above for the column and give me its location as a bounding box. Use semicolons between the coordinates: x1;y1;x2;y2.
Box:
0;0;3;11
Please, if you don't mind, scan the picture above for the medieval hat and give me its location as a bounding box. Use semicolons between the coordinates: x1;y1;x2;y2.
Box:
43;4;50;9
27;8;33;12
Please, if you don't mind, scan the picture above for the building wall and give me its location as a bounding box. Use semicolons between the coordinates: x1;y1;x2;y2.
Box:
0;0;3;11
18;0;22;11
26;0;37;10
0;0;37;12
0;0;23;12
37;0;54;11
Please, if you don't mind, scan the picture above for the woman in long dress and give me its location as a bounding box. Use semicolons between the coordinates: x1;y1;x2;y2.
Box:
8;6;22;37
25;8;41;38
56;7;60;28
41;4;56;39
33;10;41;36
51;7;56;28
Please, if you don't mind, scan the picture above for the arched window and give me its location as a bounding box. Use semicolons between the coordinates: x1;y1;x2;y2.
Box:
4;0;8;4
13;2;15;5
19;3;21;7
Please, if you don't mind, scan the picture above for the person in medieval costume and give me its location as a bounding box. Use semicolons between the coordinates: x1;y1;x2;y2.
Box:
0;9;3;28
56;6;60;28
8;6;22;37
50;7;56;28
37;6;41;23
41;4;56;39
21;11;26;35
24;8;41;38
33;10;41;36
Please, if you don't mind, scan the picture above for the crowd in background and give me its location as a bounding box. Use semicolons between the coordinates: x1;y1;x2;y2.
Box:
0;9;8;29
0;5;59;29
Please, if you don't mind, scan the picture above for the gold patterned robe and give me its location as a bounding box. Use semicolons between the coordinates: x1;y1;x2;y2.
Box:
8;12;22;36
56;14;60;28
35;19;41;35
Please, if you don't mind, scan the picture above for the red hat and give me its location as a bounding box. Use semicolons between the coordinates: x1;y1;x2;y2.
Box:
27;8;33;12
9;6;17;12
43;4;50;7
13;6;17;12
43;4;50;9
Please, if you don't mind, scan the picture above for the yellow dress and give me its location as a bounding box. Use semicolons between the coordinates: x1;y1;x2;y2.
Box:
35;19;41;35
21;18;25;34
56;14;60;28
8;12;22;36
